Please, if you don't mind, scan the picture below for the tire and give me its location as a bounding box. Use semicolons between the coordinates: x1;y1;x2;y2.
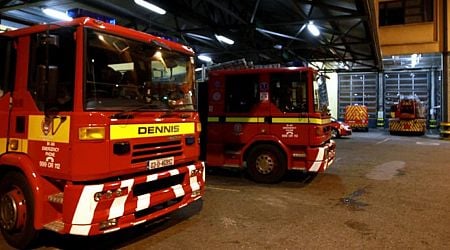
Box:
246;144;286;183
0;172;38;249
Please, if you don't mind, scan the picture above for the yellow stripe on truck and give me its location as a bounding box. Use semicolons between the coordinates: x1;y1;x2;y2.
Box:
0;138;28;153
225;117;264;123
207;117;219;122
272;117;330;125
0;137;7;154
110;122;195;140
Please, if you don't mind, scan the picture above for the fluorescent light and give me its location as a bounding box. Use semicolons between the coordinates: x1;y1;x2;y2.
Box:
42;8;73;21
198;55;212;62
307;21;320;37
185;33;214;41
134;0;166;15
0;24;17;32
273;44;283;50
215;34;234;45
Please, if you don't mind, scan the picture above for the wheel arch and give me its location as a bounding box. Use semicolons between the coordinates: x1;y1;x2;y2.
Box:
0;153;45;230
242;136;289;168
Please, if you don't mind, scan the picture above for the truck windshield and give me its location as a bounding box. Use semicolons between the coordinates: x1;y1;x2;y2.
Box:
84;29;195;111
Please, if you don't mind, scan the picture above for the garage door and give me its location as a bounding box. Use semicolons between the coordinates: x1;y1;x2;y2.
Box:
338;73;378;126
383;71;429;119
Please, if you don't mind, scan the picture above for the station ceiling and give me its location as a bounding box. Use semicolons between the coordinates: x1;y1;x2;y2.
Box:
0;0;382;72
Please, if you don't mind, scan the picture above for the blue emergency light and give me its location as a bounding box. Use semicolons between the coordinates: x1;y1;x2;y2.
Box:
67;8;116;24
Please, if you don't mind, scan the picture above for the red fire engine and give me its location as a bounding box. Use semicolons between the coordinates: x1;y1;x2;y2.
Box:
389;95;426;135
201;66;336;183
0;17;204;248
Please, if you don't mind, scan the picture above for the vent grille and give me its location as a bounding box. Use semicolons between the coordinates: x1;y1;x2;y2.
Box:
132;140;183;164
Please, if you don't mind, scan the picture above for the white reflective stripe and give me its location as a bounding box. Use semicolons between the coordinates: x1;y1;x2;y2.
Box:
147;174;158;182
190;176;200;191
136;193;151;211
327;158;334;168
108;179;134;219
202;162;206;182
172;184;185;197
187;164;196;172
70;224;92;236
188;164;200;191
309;147;325;172
71;184;104;225
103;227;120;234
169;169;180;176
132;219;147;226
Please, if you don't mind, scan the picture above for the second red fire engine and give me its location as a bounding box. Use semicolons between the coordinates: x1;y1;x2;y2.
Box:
200;65;336;183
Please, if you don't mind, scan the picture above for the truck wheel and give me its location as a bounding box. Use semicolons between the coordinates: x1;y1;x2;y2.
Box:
0;172;38;249
246;144;286;183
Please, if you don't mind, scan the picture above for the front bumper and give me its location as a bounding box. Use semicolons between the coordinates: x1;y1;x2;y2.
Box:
55;161;205;236
307;140;336;172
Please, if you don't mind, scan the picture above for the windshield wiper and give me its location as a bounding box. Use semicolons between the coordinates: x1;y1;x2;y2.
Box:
168;103;196;110
110;103;163;119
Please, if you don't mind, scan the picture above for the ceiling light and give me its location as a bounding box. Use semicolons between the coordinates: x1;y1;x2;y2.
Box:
134;0;166;15
185;33;214;41
41;8;73;21
307;21;320;37
198;55;212;62
273;44;283;50
215;34;234;45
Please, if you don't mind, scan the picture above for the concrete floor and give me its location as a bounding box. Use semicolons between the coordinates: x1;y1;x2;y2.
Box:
2;129;450;249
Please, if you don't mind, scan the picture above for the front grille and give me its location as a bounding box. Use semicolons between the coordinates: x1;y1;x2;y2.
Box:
131;140;183;164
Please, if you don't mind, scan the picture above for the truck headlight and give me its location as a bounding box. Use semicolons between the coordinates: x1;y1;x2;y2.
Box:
79;127;105;140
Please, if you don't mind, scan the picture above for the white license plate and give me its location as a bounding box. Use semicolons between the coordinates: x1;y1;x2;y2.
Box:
148;156;174;170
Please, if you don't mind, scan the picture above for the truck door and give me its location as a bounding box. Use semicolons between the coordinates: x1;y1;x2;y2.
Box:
268;71;310;146
7;28;76;176
222;73;261;162
0;37;16;155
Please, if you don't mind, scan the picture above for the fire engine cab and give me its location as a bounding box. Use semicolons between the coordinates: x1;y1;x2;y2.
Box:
0;17;204;248
201;65;336;183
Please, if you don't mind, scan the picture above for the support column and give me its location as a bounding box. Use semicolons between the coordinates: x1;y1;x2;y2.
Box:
444;0;448;121
440;0;450;139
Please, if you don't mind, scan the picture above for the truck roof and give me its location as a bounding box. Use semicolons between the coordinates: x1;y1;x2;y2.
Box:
0;17;194;56
209;66;316;76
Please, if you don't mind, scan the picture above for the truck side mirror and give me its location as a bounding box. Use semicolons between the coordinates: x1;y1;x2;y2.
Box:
38;33;59;47
36;64;59;111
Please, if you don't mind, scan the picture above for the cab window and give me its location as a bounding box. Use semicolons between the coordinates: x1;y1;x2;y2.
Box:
225;74;259;113
0;38;16;97
28;28;76;111
270;72;308;112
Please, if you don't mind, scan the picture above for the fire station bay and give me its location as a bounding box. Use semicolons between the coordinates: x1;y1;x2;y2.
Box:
1;1;450;249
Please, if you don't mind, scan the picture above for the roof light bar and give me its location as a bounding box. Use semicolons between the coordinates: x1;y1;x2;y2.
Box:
215;34;234;45
134;0;166;15
41;8;73;21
